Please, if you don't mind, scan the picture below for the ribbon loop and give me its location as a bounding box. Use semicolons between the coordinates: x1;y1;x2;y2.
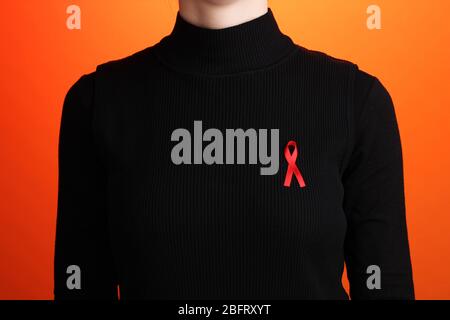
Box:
283;140;306;188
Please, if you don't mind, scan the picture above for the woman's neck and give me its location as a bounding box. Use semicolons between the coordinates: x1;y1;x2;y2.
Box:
178;0;268;29
154;7;297;75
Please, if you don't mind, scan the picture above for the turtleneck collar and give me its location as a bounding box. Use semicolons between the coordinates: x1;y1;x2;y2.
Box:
153;8;297;75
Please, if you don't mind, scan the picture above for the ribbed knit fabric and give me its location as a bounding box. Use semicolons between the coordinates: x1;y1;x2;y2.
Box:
54;8;414;300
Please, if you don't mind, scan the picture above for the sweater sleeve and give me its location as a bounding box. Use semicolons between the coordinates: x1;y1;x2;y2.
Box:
54;73;118;299
342;69;415;299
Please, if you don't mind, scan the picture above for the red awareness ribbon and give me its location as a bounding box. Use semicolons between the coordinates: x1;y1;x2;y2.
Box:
283;140;306;188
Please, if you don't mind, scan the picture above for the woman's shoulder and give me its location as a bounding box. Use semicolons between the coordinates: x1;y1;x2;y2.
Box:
293;44;380;84
94;44;161;77
292;44;395;129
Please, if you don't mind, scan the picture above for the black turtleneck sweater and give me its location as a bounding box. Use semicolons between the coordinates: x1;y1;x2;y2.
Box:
54;8;414;300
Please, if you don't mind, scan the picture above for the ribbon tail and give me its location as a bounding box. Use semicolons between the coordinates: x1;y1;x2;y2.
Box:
283;168;293;187
293;167;306;188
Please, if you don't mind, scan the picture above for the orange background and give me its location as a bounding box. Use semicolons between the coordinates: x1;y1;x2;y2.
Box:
0;0;449;300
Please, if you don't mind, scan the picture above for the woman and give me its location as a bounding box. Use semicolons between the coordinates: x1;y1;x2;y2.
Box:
54;0;414;299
